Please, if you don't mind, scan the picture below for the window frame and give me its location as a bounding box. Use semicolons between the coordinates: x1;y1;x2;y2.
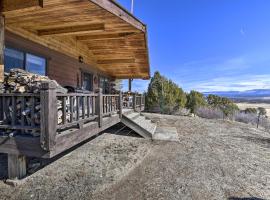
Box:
4;46;48;76
81;71;94;91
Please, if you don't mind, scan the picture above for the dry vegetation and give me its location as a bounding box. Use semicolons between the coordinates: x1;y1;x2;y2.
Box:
1;114;270;200
236;102;270;116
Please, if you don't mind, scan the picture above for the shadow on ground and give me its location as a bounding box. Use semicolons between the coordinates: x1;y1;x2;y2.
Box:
228;197;266;200
0;123;141;181
232;135;270;148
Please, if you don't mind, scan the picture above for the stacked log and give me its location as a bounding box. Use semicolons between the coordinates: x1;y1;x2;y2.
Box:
0;68;67;94
0;69;67;137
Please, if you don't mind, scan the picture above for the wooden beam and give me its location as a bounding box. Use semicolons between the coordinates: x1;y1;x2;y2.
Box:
0;15;4;82
76;32;135;41
37;23;105;36
8;154;27;179
0;136;47;158
97;58;135;64
1;0;43;12
89;0;146;32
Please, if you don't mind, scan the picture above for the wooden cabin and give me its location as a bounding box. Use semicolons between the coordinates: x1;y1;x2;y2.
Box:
0;0;154;179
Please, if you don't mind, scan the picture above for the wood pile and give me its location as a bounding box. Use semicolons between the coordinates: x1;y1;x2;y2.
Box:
0;68;67;94
0;69;67;137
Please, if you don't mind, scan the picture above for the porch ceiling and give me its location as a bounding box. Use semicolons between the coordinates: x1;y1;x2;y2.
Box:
2;0;150;79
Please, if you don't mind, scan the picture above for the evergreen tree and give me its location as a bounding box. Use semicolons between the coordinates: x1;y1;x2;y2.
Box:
207;94;239;118
186;90;207;114
244;108;257;114
145;71;187;113
257;107;267;128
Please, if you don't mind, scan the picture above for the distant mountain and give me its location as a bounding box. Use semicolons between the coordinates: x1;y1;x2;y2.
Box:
203;89;270;98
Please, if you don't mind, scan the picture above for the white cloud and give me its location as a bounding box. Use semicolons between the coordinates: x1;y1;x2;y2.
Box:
191;74;270;92
240;28;246;36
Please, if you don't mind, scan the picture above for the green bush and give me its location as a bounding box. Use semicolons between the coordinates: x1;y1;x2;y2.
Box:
145;71;187;113
186;90;207;114
206;94;239;117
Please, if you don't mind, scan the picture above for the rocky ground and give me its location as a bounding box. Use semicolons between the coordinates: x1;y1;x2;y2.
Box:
0;114;270;200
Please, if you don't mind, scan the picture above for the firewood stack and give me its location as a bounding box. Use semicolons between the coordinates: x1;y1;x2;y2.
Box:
0;68;67;94
0;69;67;137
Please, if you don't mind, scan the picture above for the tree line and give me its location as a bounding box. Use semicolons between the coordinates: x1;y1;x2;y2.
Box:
145;71;267;128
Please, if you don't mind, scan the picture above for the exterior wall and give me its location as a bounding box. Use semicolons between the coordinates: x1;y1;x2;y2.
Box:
5;31;108;91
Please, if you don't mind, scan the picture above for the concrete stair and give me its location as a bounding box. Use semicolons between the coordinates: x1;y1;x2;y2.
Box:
121;111;157;139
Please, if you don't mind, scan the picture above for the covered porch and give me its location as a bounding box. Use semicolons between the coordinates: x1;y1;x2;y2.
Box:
0;0;151;179
0;0;150;83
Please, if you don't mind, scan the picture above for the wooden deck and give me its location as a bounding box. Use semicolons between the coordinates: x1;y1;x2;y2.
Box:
0;83;145;159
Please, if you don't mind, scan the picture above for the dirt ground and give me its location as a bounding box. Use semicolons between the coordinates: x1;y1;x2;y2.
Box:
1;114;270;200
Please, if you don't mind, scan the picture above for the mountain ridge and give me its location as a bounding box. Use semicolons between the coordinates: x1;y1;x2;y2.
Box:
203;89;270;98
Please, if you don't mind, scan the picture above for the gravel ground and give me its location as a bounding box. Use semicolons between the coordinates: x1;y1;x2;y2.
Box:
0;133;153;200
95;114;270;200
1;114;270;200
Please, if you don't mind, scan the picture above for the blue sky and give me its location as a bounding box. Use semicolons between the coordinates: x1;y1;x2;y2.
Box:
119;0;270;92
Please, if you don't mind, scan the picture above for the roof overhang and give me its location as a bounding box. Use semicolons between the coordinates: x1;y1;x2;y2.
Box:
1;0;150;79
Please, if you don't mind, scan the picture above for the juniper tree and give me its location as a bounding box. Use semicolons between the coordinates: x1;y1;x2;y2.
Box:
257;107;267;128
145;71;187;113
186;90;207;114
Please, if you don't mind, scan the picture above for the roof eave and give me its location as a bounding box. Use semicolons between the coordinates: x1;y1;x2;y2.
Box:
89;0;146;32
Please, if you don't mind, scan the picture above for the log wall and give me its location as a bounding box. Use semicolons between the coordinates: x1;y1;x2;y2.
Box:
5;31;107;90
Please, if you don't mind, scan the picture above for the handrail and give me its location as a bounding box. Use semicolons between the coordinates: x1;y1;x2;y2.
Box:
0;85;145;152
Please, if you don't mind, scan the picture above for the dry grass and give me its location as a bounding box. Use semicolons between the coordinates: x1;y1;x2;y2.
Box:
1;114;270;199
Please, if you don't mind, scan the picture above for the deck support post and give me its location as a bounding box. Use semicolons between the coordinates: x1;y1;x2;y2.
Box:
128;79;132;92
8;154;27;179
0;14;4;82
140;94;142;112
132;93;136;111
40;81;57;151
97;88;103;127
119;92;122;118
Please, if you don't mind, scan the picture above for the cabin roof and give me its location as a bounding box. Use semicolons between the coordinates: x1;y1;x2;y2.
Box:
2;0;150;79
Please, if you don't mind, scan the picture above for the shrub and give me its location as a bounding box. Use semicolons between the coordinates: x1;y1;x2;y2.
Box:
172;107;190;116
145;71;187;114
186;90;207;114
234;112;257;125
195;106;224;119
244;107;257;114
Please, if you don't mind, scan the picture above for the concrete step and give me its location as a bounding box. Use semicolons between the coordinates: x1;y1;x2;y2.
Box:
121;111;157;139
126;112;140;120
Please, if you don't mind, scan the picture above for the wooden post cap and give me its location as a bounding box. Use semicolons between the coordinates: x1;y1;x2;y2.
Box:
41;81;58;90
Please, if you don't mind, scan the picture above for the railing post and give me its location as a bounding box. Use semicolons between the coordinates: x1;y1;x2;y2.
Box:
132;93;136;111
0;15;5;82
40;81;58;151
97;88;103;127
119;92;123;118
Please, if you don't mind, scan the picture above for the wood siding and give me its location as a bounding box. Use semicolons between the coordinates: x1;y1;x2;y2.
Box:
5;31;106;89
2;0;150;79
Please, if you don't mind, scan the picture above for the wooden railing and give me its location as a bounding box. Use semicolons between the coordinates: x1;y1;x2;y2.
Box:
122;93;145;111
0;93;41;134
0;82;144;152
102;94;120;116
56;93;98;130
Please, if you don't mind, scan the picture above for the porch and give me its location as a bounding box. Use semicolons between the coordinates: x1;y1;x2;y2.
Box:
0;0;152;179
0;82;146;159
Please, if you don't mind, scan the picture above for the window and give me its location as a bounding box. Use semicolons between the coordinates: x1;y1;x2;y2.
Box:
26;53;46;75
4;48;24;72
4;47;46;75
99;76;109;93
82;72;93;91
